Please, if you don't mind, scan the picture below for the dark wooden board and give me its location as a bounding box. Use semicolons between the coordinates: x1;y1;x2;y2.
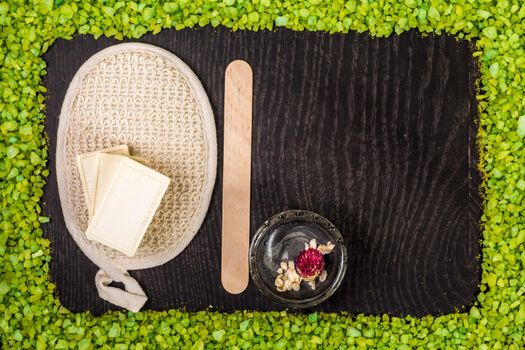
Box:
42;26;481;316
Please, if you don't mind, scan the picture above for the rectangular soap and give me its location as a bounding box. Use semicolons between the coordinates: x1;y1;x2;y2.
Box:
85;157;170;257
93;154;125;213
76;145;129;217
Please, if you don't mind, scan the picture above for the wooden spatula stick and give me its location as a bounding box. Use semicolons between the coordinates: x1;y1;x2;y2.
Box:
221;60;253;294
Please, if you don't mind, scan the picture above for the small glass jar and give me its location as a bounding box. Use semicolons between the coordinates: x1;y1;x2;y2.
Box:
249;210;347;308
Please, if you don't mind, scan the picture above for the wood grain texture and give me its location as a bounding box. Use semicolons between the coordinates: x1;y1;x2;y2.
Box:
222;60;253;294
42;26;481;316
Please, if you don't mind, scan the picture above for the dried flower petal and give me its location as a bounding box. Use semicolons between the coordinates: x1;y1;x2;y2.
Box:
319;270;328;282
317;242;335;255
308;281;316;290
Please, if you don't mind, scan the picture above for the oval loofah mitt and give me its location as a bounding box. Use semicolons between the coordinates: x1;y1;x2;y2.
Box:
56;43;217;312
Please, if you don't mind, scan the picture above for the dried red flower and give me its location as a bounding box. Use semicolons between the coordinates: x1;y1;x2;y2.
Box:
295;248;325;279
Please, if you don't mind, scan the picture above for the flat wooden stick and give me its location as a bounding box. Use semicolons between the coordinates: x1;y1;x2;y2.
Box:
221;60;253;294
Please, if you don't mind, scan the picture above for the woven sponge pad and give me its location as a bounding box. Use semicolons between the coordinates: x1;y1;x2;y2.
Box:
56;43;217;271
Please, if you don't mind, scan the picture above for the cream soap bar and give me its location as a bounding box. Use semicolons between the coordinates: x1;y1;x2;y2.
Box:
93;154;125;212
76;145;129;217
85;157;170;257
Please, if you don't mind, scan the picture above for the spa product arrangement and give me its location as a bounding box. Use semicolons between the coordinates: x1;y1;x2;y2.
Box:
76;145;170;257
55;41;344;311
